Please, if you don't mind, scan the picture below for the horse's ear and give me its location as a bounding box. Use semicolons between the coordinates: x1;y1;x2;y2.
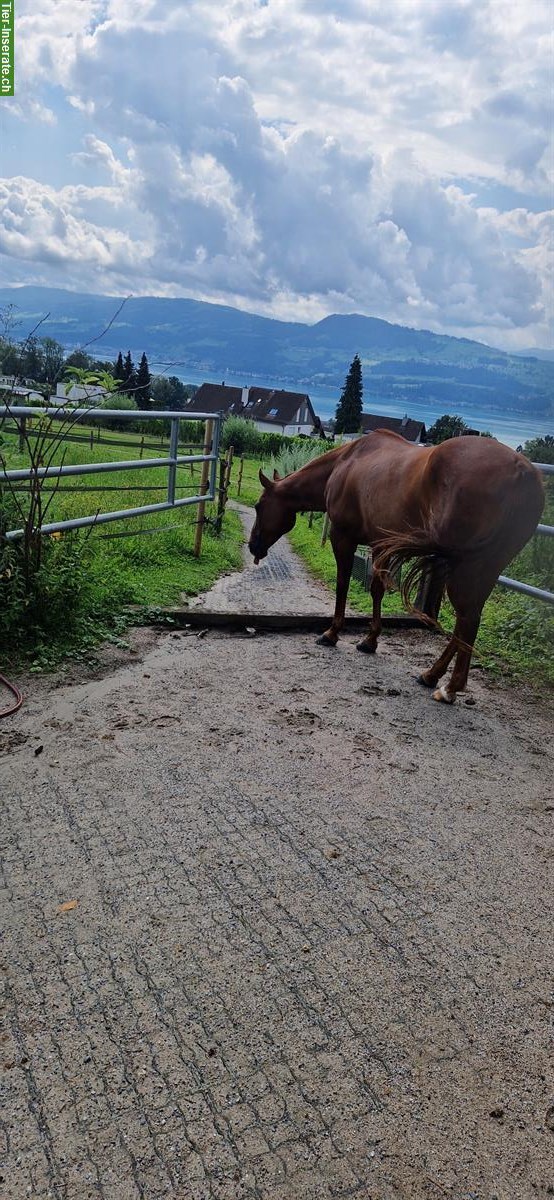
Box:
259;469;272;489
273;469;281;482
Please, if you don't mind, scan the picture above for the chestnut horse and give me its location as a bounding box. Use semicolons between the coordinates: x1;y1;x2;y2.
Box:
248;431;544;703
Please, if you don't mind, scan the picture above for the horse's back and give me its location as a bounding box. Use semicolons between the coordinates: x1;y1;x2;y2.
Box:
326;431;544;555
326;431;432;536
424;437;544;556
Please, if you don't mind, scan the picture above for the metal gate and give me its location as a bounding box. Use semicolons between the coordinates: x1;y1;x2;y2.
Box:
0;406;222;540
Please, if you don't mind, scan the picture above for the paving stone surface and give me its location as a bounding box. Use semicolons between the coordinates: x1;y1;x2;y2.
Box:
1;529;553;1200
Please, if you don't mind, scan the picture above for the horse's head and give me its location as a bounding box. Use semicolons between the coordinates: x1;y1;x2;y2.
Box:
248;469;296;563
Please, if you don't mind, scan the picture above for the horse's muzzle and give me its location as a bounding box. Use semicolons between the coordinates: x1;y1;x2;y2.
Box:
249;535;267;565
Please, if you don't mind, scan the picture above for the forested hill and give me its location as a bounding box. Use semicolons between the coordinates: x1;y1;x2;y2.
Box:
1;286;551;417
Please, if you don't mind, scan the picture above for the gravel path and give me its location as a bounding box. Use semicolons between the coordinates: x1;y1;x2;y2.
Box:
1;525;553;1200
187;504;340;616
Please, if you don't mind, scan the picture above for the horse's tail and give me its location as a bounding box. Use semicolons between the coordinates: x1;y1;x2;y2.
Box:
372;528;456;630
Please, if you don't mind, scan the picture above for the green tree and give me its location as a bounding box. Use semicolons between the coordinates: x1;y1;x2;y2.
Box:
65;349;94;371
113;351;125;389
520;434;554;465
0;343;22;377
21;336;44;382
135;352;152;410
427;414;470;444
39;337;65;386
335;354;363;434
151;374;188;411
122;351;136;396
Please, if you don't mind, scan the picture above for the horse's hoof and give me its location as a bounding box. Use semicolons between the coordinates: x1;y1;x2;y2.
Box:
316;634;337;648
432;685;455;704
416;672;435;688
356;640;376;654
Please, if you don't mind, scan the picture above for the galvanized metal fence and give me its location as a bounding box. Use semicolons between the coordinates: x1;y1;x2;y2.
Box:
0;406;222;542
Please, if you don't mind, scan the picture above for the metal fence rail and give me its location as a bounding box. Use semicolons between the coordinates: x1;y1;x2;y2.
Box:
0;406;221;541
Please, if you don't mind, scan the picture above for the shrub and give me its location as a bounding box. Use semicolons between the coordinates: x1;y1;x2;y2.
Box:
96;393;139;432
270;440;328;476
221;416;263;455
0;485;93;651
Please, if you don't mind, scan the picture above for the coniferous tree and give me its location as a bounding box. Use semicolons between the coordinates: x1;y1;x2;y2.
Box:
335;354;363;434
135;352;152;410
122;351;136;396
113;351;125;390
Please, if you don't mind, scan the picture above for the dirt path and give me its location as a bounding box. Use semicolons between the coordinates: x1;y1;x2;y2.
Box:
1;526;553;1200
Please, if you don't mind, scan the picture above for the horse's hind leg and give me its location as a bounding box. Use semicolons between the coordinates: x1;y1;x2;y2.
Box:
357;572;384;653
417;628;459;689
430;564;497;704
317;529;356;647
431;612;481;704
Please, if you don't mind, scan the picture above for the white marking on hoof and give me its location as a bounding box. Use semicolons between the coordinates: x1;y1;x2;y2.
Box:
432;685;455;704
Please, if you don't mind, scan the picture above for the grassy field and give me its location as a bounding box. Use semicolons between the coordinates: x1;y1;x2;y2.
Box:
1;423;243;668
229;453;554;686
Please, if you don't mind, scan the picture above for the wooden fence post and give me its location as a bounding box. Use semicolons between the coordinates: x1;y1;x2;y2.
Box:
213;445;235;535
321;513;330;546
215;455;227;535
139;435;145;460
224;445;234;492
18;415;26;454
237;456;244;496
308;511;313;529
90;428;94;451
194;418;214;558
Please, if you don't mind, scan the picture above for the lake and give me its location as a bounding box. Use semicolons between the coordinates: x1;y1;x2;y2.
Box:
171;366;552;449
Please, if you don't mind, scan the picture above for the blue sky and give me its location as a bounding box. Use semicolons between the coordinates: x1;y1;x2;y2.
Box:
0;0;552;350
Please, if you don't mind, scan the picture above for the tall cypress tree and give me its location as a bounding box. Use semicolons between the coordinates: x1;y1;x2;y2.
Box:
135;352;152;410
335;354;363;435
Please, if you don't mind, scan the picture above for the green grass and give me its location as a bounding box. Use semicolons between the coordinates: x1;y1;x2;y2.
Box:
1;425;243;668
230;454;554;687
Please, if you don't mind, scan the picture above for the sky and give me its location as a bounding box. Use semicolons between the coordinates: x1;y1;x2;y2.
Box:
0;0;552;350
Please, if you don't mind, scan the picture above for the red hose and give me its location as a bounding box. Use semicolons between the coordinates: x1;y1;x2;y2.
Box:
0;672;23;717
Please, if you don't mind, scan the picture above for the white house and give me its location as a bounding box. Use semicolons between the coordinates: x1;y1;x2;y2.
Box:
0;376;44;404
55;382;105;405
187;382;323;437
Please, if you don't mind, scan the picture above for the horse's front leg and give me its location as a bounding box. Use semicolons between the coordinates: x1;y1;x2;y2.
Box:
317;529;356;648
357;571;384;654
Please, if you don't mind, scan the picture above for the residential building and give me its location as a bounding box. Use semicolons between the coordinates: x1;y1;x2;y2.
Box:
187;382;323;437
54;382;105;405
338;413;426;443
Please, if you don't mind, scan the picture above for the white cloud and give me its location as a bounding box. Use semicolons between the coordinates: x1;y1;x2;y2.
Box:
1;0;551;348
0;177;152;279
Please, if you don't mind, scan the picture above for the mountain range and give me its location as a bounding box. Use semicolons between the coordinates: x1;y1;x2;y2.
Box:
1;285;552;418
